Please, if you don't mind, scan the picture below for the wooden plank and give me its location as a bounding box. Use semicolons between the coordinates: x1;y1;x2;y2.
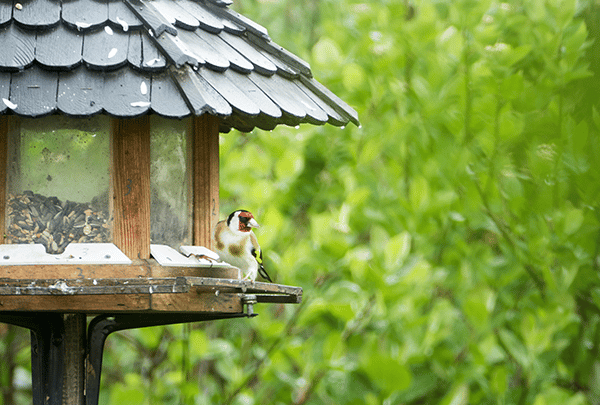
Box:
0;23;35;70
108;0;143;31
152;0;200;31
57;68;104;116
0;262;238;280
35;25;83;70
247;71;305;122
0;294;151;312
0;116;7;244
205;0;233;7
13;0;60;30
299;75;360;127
127;30;143;68
10;64;58;117
150;265;238;279
223;69;281;119
150;291;242;312
191;114;220;248
296;81;347;126
103;68;151;117
0;72;10;113
0;2;12;27
248;36;312;78
111;116;151;259
179;0;224;34
204;1;268;39
62;0;108;31
170;65;231;116
177;29;231;71
195;28;253;74
274;77;328;125
150;71;192;118
125;0;177;37
154;31;200;68
82;28;128;70
219;31;277;76
0;263;151;280
199;67;259;117
141;33;167;70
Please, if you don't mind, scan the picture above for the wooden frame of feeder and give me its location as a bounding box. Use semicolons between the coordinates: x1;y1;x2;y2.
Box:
0;114;301;405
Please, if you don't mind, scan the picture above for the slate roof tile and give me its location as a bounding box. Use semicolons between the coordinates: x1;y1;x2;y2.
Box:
0;0;359;131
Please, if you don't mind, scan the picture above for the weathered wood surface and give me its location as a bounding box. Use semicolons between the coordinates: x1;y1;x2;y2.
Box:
13;0;61;29
172;65;231;116
0;261;238;280
111;116;151;260
83;28;129;70
150;71;191;117
0;0;359;130
108;1;143;30
10;65;58;117
0;270;302;313
191;114;220;248
0;116;7;244
62;0;108;31
36;25;83;70
57;67;104;116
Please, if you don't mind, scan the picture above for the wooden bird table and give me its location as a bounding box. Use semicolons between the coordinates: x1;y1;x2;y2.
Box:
0;261;302;405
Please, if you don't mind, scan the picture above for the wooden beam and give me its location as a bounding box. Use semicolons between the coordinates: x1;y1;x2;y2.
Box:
0;116;8;243
111;117;151;259
191;114;220;248
0;262;238;280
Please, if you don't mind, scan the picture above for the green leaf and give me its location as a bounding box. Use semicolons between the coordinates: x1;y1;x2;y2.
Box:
384;231;411;271
361;352;412;394
491;365;508;395
498;329;529;369
342;63;366;91
439;383;469;405
563;206;584;236
409;176;430;211
312;36;343;67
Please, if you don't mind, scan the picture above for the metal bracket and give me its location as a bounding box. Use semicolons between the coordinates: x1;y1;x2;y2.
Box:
85;312;250;405
242;294;258;317
0;312;66;405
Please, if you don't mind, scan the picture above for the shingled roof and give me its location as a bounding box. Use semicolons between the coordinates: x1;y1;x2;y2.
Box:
0;0;359;132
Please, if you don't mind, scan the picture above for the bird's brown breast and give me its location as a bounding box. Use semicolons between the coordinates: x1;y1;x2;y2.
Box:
228;242;244;257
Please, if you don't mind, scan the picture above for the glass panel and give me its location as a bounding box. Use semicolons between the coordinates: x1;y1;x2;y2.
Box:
6;116;111;253
150;116;191;248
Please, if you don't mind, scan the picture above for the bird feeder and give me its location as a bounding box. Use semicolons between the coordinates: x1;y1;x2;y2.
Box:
0;0;359;404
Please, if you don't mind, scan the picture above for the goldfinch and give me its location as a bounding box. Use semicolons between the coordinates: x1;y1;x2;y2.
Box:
213;210;273;283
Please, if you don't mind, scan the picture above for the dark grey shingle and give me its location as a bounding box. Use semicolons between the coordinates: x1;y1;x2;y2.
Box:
14;0;60;30
36;25;83;70
57;68;104;116
62;0;108;31
0;0;359;130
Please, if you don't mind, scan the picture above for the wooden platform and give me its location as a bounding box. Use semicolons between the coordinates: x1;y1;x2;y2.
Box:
0;260;302;313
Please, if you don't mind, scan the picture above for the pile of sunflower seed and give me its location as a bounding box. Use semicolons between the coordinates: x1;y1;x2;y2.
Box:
6;191;110;254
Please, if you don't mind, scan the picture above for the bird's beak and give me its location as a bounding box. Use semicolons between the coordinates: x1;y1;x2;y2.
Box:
249;218;260;228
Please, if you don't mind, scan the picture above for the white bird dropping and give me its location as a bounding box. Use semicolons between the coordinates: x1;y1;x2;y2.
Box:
108;48;118;58
116;17;129;32
140;81;148;95
2;98;17;110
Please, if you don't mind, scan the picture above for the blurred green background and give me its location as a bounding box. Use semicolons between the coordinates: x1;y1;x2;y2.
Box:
4;0;600;403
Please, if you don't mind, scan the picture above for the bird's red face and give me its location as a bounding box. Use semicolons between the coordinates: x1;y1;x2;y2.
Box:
237;211;259;232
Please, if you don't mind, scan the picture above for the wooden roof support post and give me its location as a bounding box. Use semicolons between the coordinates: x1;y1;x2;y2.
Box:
111;116;151;260
0;116;7;243
191;114;220;249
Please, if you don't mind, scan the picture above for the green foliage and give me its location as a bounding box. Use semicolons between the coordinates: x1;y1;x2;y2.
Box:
3;0;600;404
